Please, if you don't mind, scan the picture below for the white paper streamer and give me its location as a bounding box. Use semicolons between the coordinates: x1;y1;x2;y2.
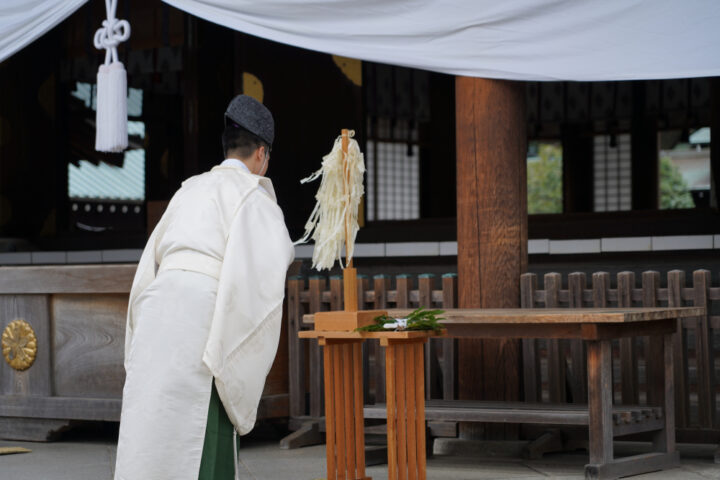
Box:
295;133;365;271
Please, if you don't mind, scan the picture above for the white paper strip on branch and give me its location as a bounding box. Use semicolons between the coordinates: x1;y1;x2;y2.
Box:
94;0;131;153
295;133;365;271
162;0;720;81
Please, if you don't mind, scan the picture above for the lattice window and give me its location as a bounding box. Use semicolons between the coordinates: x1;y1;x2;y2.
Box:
594;134;632;212
364;63;429;221
365;118;420;221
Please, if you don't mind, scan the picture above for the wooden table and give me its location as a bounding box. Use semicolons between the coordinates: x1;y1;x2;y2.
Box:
299;329;443;480
361;307;704;480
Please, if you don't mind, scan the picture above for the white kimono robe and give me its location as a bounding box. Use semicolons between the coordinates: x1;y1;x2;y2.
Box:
115;163;294;480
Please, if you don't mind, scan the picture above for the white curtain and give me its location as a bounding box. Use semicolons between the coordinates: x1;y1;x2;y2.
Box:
0;0;88;63
163;0;720;81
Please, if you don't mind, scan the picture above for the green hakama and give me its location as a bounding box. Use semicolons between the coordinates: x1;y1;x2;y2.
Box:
198;382;237;480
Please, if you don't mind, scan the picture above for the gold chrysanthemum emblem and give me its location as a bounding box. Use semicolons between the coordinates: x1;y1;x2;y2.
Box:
2;319;37;371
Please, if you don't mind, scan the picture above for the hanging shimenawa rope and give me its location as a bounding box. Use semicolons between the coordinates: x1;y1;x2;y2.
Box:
94;0;131;152
295;131;365;271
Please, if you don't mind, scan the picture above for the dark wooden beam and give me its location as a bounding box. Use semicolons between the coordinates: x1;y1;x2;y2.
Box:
455;77;527;439
562;124;594;213
631;82;659;210
182;15;199;177
711;78;720;209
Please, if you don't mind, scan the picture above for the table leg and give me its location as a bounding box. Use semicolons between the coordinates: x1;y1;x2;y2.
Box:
585;334;680;480
586;340;613;474
322;339;370;480
652;333;676;454
383;338;427;480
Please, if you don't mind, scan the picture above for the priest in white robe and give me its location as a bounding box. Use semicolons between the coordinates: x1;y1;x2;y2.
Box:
115;95;294;480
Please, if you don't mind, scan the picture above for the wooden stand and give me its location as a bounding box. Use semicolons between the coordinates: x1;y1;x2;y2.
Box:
320;337;369;480
299;128;441;478
299;330;443;480
382;336;428;480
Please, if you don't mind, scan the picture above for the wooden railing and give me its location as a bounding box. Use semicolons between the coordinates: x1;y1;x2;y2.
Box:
286;269;719;449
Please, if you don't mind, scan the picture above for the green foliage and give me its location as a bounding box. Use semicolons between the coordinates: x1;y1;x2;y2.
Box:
355;307;444;333
659;156;694;209
527;143;563;214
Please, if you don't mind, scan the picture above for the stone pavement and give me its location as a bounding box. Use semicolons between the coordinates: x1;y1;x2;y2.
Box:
1;427;718;480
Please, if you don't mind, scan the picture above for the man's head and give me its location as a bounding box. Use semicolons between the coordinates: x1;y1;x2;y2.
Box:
222;125;270;175
223;94;274;175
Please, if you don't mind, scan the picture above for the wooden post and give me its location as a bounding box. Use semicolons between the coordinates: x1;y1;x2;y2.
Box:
342;129;359;313
382;337;428;480
455;77;527;438
322;338;369;480
587;340;614;467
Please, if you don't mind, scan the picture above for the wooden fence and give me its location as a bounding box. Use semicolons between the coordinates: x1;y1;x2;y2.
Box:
286;269;719;449
520;270;719;437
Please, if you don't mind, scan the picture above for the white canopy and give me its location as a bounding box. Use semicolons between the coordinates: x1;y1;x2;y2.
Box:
162;0;720;81
2;0;720;81
0;0;87;64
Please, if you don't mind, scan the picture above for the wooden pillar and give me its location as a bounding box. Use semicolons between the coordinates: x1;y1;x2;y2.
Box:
562;125;594;213
631;82;659;210
455;78;527;438
710;78;720;209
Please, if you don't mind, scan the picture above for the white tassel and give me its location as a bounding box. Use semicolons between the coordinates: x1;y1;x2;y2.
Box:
95;62;128;152
94;0;131;153
295;132;365;271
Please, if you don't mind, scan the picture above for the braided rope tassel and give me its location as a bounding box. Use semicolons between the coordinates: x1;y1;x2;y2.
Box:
94;0;131;152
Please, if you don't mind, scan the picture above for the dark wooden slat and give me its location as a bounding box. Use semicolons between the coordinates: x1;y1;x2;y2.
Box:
592;273;610;309
618;272;639;405
613;417;665;437
0;396;121;421
373;274;390;404
0;265;135;294
520;273;541;403
369;399;662;414
667;270;688;429
643;272;662;407
396;275;411;309
419;274;439;400
441;274;457;401
544;273;565;404
568;272;587;404
287;277;306;418
308;276;326;419
652;334;676;454
693;269;714;428
587;340;613;465
358;275;373;406
364;403;589;425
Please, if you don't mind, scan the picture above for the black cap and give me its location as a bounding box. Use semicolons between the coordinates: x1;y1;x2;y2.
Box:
224;94;274;147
